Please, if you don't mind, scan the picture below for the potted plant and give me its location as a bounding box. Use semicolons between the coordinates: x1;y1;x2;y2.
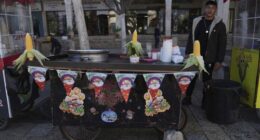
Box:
126;30;143;63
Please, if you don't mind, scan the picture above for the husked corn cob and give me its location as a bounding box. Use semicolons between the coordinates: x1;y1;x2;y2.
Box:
183;40;208;74
193;40;201;57
14;33;48;69
25;33;33;51
132;30;138;45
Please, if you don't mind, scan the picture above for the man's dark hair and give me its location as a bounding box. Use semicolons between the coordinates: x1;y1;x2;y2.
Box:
205;0;218;7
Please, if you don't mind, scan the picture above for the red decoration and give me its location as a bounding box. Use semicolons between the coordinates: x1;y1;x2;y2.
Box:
2;0;34;5
35;81;45;91
121;89;131;103
149;89;159;100
17;0;34;5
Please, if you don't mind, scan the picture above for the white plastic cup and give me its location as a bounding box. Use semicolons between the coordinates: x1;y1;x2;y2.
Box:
152;52;158;60
148;52;152;58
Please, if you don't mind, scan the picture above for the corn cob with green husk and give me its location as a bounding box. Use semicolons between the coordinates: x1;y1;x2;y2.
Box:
125;30;143;57
183;40;208;73
14;33;49;69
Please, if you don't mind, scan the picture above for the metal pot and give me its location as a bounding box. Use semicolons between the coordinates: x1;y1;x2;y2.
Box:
67;49;109;62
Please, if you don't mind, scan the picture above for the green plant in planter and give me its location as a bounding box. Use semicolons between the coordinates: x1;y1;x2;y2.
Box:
114;27;121;38
126;30;143;57
114;27;121;33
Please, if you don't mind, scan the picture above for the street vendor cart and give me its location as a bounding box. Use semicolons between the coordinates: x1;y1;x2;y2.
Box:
29;53;197;140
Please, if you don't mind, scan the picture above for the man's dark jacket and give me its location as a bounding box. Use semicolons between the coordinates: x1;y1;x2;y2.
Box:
186;16;227;63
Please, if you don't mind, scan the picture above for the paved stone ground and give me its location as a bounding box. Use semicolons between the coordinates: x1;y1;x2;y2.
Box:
1;81;260;140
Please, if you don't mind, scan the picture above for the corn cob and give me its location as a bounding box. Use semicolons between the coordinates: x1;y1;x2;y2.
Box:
132;30;138;45
183;40;208;74
126;30;143;57
14;33;48;70
193;40;201;57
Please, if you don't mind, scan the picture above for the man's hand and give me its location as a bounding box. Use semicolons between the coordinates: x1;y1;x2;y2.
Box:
214;62;222;71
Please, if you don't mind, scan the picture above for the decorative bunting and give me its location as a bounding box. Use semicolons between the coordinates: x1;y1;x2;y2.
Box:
57;70;78;95
173;72;196;95
28;66;47;90
115;73;136;103
59;87;85;116
143;73;165;88
143;73;170;117
86;72;107;98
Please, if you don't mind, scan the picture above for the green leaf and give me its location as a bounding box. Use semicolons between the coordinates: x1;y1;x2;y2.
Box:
32;49;48;66
182;55;197;70
196;56;209;74
126;41;143;57
14;51;27;70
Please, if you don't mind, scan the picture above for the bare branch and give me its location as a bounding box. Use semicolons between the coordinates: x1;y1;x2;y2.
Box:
102;0;120;14
113;0;122;13
119;0;125;12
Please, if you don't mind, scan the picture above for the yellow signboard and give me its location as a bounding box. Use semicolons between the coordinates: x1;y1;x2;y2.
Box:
230;48;259;108
256;75;260;108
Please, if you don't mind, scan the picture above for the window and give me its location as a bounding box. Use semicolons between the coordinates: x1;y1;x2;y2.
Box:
85;11;109;36
171;8;201;34
0;1;32;57
126;10;158;35
46;11;67;36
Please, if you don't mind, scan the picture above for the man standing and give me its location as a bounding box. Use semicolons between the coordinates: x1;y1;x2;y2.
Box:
183;0;227;106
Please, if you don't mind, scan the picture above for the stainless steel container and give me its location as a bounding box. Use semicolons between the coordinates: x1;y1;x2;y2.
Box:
67;49;109;62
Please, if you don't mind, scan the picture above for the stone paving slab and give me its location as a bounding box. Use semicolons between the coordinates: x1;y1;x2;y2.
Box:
183;107;208;140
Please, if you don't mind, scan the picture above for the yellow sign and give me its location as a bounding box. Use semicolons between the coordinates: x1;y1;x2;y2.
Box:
256;75;260;108
230;48;259;108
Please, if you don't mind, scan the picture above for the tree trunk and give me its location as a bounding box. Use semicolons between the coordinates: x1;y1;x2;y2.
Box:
165;0;172;36
72;0;90;50
217;0;230;30
119;14;127;54
64;0;73;32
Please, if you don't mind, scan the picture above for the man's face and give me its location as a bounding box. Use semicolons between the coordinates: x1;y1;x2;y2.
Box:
205;5;217;18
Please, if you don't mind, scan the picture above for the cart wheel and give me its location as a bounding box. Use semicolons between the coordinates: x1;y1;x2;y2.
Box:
0;117;9;130
59;115;101;140
178;107;187;130
21;101;34;112
163;130;184;140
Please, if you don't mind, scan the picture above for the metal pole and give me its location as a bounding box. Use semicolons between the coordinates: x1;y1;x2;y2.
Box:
165;0;172;36
29;5;34;35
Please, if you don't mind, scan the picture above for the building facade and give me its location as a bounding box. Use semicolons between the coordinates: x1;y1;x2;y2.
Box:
31;0;236;37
